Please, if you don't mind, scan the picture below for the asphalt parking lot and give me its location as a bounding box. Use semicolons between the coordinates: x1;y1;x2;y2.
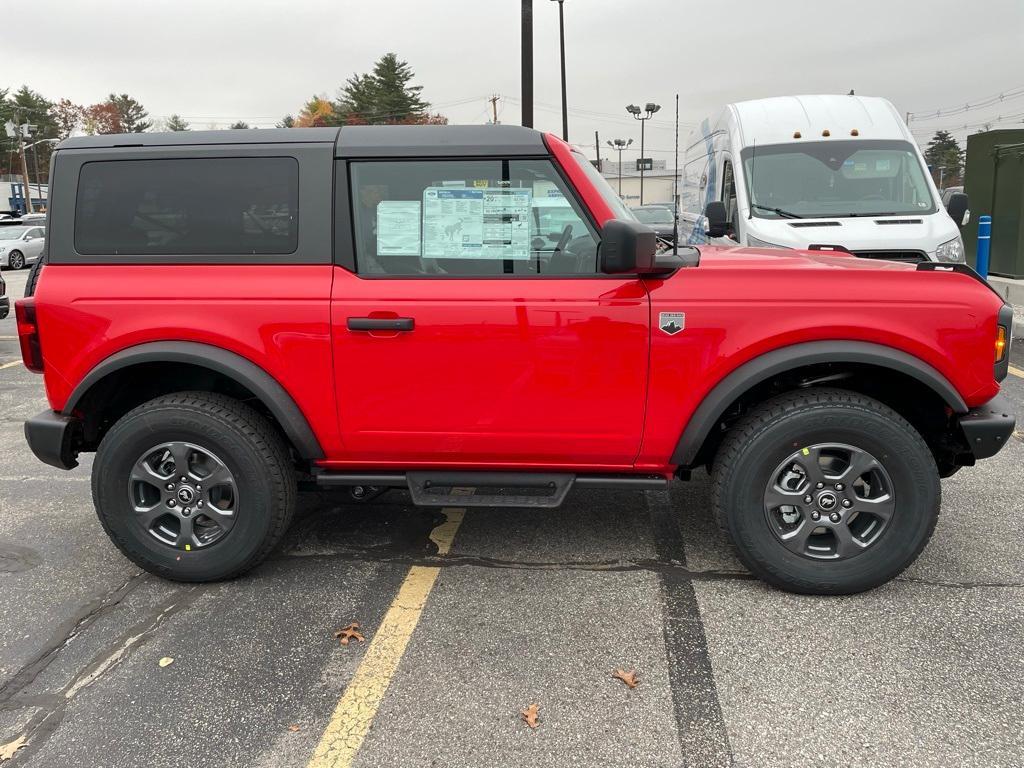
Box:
1;266;1023;767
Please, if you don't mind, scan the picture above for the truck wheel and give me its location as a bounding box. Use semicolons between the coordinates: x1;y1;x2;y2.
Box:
93;392;296;582
711;388;940;595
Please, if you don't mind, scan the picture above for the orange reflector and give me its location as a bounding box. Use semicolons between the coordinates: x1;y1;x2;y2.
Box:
793;131;802;139
995;326;1007;362
851;128;860;136
822;129;831;137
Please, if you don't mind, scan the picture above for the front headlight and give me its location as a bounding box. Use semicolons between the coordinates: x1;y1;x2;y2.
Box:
935;236;965;263
747;235;790;249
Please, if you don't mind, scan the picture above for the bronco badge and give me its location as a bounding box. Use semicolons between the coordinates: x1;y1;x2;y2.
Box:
659;312;685;335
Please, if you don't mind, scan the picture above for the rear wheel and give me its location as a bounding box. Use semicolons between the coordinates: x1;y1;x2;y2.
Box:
711;388;940;594
8;250;24;270
93;392;296;581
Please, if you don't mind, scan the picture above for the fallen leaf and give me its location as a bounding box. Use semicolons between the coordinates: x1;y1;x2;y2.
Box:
613;669;639;688
0;734;27;761
333;623;365;646
287;724;301;733
158;657;174;668
521;703;540;729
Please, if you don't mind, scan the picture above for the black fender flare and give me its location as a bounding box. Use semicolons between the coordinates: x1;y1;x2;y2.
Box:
63;341;324;460
670;340;968;467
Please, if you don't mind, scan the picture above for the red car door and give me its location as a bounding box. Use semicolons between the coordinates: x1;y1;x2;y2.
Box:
328;153;649;469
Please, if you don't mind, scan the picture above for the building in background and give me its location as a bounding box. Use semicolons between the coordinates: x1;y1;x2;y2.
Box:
1;178;48;215
963;128;1024;278
600;165;679;207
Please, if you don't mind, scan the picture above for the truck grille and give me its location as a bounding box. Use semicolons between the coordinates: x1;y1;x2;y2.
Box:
852;250;929;264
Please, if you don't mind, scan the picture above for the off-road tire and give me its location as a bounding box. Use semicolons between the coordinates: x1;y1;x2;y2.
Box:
93;391;296;582
24;253;44;296
711;388;940;595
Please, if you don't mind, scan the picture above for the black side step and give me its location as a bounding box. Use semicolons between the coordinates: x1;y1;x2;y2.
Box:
312;470;668;508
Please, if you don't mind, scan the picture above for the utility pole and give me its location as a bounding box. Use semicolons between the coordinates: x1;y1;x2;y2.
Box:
594;131;601;171
551;0;568;141
488;95;500;124
14;110;35;215
521;0;533;128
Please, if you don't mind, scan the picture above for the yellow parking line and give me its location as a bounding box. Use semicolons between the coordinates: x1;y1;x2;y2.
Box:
1009;364;1024;379
0;336;17;340
0;360;22;370
308;507;466;768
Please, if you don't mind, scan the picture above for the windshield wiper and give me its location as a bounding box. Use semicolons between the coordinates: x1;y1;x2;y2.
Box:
751;204;803;219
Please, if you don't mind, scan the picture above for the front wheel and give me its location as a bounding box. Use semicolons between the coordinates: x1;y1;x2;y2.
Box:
93;392;296;581
711;388;940;595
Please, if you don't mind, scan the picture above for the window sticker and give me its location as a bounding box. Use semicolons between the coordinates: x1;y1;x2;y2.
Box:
422;187;533;260
376;200;422;256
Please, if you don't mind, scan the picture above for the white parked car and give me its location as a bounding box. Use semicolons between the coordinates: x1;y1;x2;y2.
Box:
0;226;46;270
680;94;969;264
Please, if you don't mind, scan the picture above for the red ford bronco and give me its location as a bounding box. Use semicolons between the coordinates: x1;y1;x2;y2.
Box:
16;125;1015;594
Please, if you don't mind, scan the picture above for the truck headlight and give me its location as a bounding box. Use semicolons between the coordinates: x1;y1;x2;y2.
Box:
747;235;790;249
935;236;965;263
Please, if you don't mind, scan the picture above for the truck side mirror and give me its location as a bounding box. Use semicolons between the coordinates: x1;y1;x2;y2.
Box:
704;201;729;238
945;192;969;227
599;219;658;274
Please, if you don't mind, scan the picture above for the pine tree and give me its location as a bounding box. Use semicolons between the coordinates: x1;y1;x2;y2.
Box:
108;93;151;132
923;130;964;183
165;114;190;131
277;115;295;128
229;121;250;129
333;54;428;124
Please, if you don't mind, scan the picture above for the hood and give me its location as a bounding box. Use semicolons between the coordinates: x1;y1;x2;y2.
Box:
742;212;960;258
696;245;918;272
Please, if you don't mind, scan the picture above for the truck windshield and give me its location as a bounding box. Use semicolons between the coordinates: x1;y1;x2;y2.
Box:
569;150;636;221
741;140;936;219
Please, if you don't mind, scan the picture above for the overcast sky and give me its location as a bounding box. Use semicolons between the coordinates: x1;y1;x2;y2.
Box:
10;0;1024;162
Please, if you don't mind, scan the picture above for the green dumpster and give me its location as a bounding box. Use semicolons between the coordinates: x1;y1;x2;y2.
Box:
964;129;1024;278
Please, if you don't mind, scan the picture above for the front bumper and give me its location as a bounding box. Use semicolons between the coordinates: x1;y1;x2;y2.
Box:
24;410;82;470
957;394;1016;461
0;295;8;320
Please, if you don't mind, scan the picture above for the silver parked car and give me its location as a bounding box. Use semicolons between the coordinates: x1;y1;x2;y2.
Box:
0;226;46;270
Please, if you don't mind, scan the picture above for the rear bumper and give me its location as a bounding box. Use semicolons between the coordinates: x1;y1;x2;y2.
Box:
957;394;1016;461
24;410;82;470
0;295;8;320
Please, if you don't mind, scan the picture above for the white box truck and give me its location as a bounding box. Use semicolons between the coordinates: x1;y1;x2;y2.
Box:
679;94;969;263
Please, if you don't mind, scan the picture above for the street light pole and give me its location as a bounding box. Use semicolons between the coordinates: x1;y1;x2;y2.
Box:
606;138;633;196
551;0;568;141
626;102;660;205
521;0;533;128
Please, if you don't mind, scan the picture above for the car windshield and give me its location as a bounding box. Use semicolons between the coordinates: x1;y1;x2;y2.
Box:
0;227;29;240
632;207;673;224
742;140;936;218
569;150;636;221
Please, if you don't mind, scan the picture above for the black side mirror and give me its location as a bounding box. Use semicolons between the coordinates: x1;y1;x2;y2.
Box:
945;192;969;226
599;219;658;274
704;201;729;238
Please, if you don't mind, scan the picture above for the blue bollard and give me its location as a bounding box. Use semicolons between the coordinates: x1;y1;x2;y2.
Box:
976;215;992;279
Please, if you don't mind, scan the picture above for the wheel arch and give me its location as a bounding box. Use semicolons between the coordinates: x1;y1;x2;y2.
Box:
64;341;324;460
671;340;968;469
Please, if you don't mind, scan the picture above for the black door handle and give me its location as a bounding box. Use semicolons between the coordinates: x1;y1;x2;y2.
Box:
347;317;415;332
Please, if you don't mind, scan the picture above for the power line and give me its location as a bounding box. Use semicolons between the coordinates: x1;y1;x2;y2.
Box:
907;85;1024;120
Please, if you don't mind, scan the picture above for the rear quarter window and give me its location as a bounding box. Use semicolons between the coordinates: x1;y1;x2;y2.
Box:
74;157;298;255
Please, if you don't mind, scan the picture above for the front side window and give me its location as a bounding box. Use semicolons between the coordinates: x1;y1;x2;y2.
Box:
349;159;598;276
741;140;936;219
75;157;298;255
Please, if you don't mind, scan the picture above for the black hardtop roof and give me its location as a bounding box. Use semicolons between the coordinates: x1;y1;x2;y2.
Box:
56;124;549;157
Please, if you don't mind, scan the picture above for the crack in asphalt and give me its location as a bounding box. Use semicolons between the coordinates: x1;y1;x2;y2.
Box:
0;585;204;764
0;572;149;707
276;546;1024;589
